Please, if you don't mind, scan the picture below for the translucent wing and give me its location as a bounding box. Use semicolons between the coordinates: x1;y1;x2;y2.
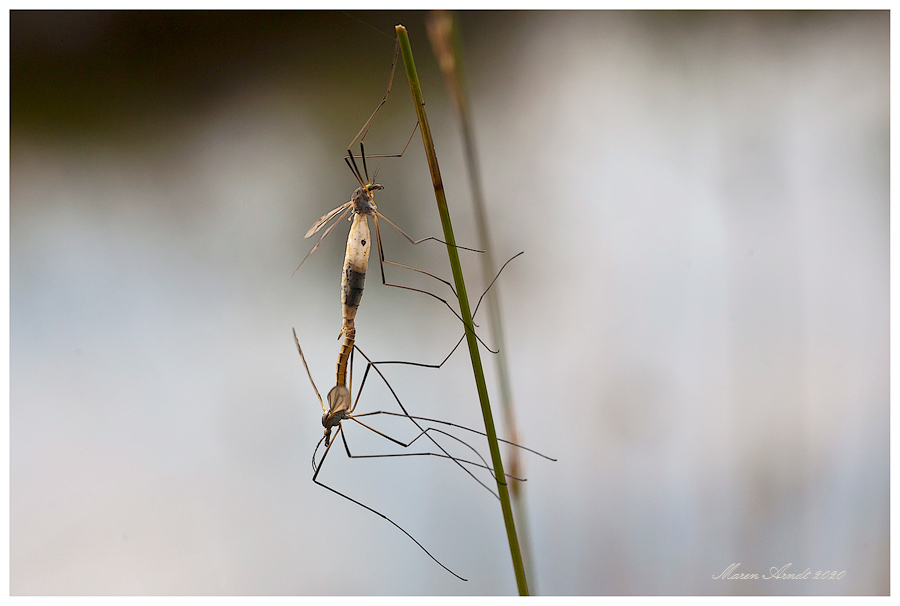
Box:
305;201;352;239
292;205;352;277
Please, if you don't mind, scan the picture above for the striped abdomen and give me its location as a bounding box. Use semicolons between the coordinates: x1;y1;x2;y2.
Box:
336;212;370;387
341;213;371;332
335;325;355;387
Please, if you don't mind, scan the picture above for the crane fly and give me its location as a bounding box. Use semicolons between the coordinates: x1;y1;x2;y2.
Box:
290;37;553;581
291;252;549;581
292;326;555;582
292;40;491;352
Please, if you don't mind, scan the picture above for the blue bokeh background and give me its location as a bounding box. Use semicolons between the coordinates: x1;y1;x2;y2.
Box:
10;10;889;595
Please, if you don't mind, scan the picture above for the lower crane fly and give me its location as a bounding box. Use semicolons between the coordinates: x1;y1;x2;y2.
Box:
292;327;555;581
291;245;551;581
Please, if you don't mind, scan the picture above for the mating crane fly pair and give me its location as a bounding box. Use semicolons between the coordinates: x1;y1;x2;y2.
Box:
290;42;553;582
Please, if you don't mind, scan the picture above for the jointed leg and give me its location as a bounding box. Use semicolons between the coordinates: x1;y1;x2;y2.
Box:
339;418;526;483
311;420;466;581
352;343;502;498
362;251;527;376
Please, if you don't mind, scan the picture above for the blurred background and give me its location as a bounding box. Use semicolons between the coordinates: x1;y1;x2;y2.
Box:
10;10;888;595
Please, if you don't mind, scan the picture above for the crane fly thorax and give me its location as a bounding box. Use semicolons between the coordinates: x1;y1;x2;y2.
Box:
351;183;382;216
322;384;351;445
325;384;351;421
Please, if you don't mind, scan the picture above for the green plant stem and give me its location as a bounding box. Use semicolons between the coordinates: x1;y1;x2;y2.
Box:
395;24;529;596
426;10;536;591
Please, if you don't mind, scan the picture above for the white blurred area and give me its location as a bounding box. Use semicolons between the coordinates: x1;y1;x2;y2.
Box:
10;11;888;595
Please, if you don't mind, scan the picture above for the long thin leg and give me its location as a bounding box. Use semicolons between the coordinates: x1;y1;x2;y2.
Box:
373;213;459;299
350;121;419;161
347;40;401;151
340;418;526;483
362;251;525;375
345;155;367;190
377;210;483;254
371;214;498;354
353;343;501;499
350;355;372;415
361;141;371;184
345;417;502;482
372;210;485;300
472;251;524;318
348;344;504;487
345;144;369;190
293;328;327;413
312;422;467;581
368;334;466;371
343;41;421;162
352;411;556;462
311;435;326;473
